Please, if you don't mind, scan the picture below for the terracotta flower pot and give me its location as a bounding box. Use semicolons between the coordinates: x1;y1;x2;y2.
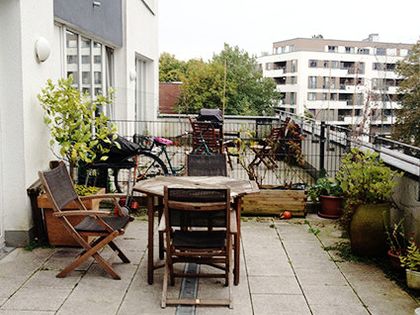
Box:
318;195;343;219
387;249;404;272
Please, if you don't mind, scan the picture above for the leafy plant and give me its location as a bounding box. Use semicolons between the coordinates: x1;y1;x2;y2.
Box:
74;184;101;196
308;177;343;202
38;77;118;176
336;148;402;206
385;217;407;255
400;240;420;272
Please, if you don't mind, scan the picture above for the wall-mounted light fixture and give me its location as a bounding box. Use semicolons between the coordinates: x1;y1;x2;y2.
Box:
93;1;101;7
35;37;51;63
129;69;137;81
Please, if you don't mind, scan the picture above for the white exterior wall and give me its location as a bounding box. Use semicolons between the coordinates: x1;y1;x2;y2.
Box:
114;0;159;121
0;0;159;247
0;0;59;245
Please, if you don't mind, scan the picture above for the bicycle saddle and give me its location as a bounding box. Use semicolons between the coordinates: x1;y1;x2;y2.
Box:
154;137;173;146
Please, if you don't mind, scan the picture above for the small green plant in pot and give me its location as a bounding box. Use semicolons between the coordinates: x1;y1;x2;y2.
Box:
400;240;420;289
385;217;407;271
308;177;343;219
336;148;402;256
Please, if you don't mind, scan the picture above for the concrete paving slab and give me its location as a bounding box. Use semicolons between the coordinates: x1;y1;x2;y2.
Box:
2;287;71;312
0;311;55;315
248;275;301;295
310;304;369;315
302;284;361;306
252;294;311;315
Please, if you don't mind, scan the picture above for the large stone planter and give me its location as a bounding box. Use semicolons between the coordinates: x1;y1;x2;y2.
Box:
350;203;389;256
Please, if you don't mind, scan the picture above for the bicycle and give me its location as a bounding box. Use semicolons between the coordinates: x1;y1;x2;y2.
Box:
113;134;188;194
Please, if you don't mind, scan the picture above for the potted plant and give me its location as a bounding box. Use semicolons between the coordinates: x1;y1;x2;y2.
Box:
400;240;420;289
385;217;407;271
336;148;402;256
308;177;343;219
38;76;118;180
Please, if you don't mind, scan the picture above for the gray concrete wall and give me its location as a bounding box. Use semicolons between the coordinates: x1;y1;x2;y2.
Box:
54;0;122;47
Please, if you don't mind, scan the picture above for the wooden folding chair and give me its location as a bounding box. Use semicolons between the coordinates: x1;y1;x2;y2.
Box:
38;161;133;280
249;127;284;169
161;187;233;308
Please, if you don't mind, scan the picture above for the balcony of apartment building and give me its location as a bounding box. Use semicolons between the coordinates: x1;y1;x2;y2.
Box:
265;61;287;77
340;61;365;75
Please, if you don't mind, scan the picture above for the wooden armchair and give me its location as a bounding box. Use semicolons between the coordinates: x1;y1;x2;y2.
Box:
249;127;284;169
38;161;134;280
161;187;233;308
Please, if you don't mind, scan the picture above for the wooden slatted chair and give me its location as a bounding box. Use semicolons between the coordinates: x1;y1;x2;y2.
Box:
249;126;284;169
38;161;133;280
189;117;222;154
161;187;233;308
186;153;228;176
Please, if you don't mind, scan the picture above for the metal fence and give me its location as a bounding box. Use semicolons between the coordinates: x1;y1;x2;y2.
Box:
110;112;420;190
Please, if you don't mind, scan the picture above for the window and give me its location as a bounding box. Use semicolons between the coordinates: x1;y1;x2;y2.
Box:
290;60;297;72
308;76;317;89
357;48;370;55
400;49;408;57
345;46;355;54
376;48;386;56
331;61;339;69
322;77;330;89
288;76;297;84
309;60;317;68
323;60;329;68
387;48;397;56
64;28;113;105
307;92;316;101
289;92;296;105
322;93;329;101
328;46;337;53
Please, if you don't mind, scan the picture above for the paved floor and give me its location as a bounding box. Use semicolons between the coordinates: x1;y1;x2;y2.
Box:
0;215;418;315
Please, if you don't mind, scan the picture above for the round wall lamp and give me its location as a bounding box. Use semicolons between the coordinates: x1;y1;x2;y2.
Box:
129;69;137;81
35;37;51;63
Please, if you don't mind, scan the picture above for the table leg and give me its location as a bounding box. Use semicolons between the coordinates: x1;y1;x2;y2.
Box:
147;195;154;285
234;197;242;285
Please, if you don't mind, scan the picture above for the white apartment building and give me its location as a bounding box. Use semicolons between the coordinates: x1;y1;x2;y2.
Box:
258;35;413;134
0;0;158;248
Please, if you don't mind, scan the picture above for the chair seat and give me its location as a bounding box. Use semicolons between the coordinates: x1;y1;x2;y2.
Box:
173;230;226;248
75;215;132;233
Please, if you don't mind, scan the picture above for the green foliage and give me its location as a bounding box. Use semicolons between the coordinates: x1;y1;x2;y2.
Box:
38;77;117;170
393;41;420;146
308;177;343;202
400;240;420;271
385;217;407;254
172;43;281;116
159;52;187;82
336;148;402;206
74;184;101;196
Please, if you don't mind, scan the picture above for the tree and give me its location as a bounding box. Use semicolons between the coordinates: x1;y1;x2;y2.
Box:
176;44;281;115
159;52;186;82
393;41;420;146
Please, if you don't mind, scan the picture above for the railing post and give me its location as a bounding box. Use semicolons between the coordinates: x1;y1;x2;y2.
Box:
319;121;326;177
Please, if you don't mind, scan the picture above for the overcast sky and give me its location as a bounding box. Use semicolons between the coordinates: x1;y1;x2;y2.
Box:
158;0;420;61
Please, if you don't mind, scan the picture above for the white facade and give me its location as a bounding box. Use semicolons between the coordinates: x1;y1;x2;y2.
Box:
0;0;158;247
258;37;412;133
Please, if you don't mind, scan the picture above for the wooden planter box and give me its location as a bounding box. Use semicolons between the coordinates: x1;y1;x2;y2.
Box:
37;188;105;246
242;186;307;217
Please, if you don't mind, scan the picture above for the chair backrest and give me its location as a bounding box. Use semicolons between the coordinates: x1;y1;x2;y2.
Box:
164;187;230;231
187;154;227;176
189;118;222;154
38;161;84;212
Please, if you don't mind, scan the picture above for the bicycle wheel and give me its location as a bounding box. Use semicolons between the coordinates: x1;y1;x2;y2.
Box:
135;151;168;181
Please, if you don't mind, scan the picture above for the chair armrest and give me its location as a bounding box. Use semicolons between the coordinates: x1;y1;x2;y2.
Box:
230;210;238;234
53;210;111;217
79;193;126;201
